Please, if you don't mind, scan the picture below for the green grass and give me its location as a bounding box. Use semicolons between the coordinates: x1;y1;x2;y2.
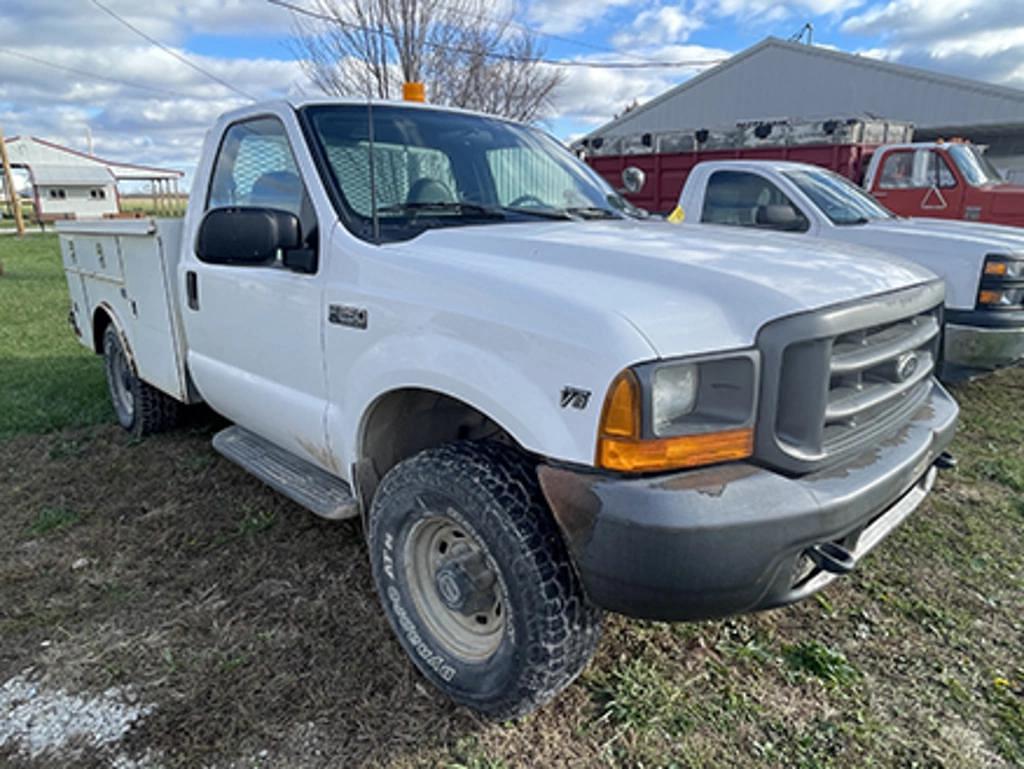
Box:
0;234;111;438
28;506;81;535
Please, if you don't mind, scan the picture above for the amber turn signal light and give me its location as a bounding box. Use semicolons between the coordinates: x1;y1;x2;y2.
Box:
596;369;754;472
984;261;1008;276
598;429;754;473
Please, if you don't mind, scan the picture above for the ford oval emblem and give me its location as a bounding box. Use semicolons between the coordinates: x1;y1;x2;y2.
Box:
896;352;919;382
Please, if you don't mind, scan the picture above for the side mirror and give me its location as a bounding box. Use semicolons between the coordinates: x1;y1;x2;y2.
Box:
196;207;302;266
756;204;807;232
621;166;646;194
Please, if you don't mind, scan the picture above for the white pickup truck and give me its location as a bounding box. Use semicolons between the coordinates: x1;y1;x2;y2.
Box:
673;159;1024;378
59;99;957;718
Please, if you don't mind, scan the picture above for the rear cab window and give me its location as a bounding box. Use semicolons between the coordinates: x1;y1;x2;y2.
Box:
701;170;809;232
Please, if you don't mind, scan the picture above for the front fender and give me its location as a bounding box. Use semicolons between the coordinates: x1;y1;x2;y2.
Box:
327;333;634;472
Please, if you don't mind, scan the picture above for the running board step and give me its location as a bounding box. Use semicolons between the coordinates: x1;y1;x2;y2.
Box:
212;426;358;520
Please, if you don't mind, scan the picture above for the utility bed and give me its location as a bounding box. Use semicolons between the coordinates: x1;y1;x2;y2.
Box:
57;218;194;403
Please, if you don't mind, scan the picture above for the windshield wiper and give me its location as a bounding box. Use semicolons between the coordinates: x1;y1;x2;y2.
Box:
835;216;871;226
564;206;621;220
500;206;576;220
377;201;506;218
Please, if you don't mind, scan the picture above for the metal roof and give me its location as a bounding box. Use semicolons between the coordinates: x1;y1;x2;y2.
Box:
586;37;1024;141
29;164;115;185
4;136;182;181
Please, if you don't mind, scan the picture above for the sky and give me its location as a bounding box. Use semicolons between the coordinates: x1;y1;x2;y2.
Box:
2;0;1023;188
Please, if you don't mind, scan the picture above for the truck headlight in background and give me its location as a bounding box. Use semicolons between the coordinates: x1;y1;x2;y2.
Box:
979;254;1024;308
597;352;758;472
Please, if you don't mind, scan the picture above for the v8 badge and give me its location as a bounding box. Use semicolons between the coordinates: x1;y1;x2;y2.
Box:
560;386;591;410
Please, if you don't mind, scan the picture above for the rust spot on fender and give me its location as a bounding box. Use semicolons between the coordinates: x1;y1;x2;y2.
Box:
537;465;601;550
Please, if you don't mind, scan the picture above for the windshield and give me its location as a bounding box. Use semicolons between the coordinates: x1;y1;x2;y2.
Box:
947;144;1003;186
784;167;894;225
302;105;627;242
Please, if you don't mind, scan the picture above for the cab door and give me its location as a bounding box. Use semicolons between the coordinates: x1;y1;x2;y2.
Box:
870;148;964;219
182;115;331;465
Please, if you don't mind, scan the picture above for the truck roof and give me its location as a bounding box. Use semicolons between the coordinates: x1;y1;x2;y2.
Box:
217;97;519;125
693;159;827;174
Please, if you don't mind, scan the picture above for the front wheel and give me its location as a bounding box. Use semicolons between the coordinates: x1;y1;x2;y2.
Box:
102;325;181;438
368;441;603;719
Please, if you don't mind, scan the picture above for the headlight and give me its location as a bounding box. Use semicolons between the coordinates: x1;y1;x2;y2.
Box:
979;255;1024;309
983;255;1024;279
652;364;698;435
596;352;759;473
979;288;1024;307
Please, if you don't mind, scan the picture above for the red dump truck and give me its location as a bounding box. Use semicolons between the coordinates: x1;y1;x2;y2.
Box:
582;118;1024;227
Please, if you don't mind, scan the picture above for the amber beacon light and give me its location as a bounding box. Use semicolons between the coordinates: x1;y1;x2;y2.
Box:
403;82;426;102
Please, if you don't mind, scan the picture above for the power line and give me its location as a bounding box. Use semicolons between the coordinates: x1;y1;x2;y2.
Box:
270;0;725;70
0;47;197;100
89;0;256;100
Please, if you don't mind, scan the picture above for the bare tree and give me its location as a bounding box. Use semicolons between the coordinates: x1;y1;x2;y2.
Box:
289;0;564;123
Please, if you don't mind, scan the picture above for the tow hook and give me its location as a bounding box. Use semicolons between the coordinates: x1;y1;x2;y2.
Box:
935;451;957;471
806;541;856;575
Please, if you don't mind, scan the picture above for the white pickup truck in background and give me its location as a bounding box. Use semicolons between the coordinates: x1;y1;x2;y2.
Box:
59;99;957;718
674;160;1024;378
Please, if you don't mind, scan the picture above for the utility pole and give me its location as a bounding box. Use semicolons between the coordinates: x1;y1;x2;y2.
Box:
0;124;25;237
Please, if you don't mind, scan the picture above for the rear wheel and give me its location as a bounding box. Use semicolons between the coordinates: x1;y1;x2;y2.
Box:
368;441;603;719
102;325;181;437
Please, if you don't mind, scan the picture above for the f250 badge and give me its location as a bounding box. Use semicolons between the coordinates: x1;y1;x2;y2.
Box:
560;386;591;410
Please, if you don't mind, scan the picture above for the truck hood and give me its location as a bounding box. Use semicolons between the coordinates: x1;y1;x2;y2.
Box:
858;217;1024;254
406;220;937;357
988;184;1024;217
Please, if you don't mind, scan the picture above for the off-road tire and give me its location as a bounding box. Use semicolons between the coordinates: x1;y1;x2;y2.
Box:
368;441;603;719
102;325;181;438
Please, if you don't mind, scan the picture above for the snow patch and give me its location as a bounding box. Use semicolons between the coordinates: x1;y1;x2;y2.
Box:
0;672;153;761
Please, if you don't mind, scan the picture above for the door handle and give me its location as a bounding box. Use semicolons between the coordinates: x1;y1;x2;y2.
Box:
186;271;199;311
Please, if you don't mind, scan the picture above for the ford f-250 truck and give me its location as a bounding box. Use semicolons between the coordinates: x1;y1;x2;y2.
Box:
58;99;958;718
671;159;1024;378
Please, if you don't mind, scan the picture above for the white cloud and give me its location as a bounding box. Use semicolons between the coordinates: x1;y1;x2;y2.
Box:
0;3;309;188
525;0;636;35
547;44;731;130
612;6;704;48
841;0;1024;89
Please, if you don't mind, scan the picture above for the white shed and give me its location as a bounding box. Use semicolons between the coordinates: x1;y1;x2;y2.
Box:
2;136;182;221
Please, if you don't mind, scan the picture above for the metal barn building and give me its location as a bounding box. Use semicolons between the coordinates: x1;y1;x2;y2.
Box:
2;136;183;221
584;37;1024;179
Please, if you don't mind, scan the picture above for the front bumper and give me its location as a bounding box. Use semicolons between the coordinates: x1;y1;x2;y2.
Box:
537;380;958;622
943;322;1024;374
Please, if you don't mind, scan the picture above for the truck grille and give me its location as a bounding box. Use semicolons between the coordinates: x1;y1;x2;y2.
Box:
823;314;939;454
756;283;944;474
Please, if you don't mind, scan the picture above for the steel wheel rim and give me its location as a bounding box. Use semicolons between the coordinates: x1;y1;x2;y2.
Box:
106;337;134;419
404;515;505;663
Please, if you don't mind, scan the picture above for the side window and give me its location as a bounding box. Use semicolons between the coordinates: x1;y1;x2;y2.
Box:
879;150;956;189
922;150;957;188
701;171;809;232
207;117;305;217
878;151;915;189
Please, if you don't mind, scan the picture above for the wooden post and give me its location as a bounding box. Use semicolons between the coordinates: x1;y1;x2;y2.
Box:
0;125;25;237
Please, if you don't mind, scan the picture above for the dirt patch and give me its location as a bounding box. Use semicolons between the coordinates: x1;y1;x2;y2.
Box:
1;370;1023;767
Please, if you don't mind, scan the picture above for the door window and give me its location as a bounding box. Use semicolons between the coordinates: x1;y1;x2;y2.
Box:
878;150;956;189
208;117;306;216
701;171;809;232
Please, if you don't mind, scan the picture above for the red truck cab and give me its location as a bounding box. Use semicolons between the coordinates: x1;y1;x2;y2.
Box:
863;142;1024;227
